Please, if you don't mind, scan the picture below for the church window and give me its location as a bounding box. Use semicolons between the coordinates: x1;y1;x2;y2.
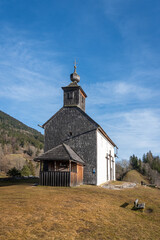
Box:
69;132;72;136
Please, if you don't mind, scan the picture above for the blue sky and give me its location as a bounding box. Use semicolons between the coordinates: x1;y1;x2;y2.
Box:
0;0;160;160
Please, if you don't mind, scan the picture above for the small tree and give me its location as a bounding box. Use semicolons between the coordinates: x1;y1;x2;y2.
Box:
116;159;130;180
129;155;139;169
7;167;21;177
27;161;35;176
21;165;31;177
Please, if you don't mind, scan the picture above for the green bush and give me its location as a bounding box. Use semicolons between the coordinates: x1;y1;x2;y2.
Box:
21;165;31;177
7;167;21;177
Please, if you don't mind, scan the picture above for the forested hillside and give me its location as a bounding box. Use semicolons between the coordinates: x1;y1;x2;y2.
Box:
0;110;44;176
0;110;43;150
116;151;160;186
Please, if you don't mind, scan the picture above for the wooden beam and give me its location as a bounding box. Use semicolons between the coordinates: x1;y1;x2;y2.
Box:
69;160;71;186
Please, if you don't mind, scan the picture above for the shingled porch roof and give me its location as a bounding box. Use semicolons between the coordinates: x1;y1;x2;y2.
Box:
34;143;85;165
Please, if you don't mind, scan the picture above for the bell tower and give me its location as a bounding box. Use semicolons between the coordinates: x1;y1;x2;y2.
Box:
62;62;87;112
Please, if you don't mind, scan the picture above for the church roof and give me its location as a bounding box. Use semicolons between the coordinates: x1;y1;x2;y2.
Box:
41;106;117;148
34;143;85;165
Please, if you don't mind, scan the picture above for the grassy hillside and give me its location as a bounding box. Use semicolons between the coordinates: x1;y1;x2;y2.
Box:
123;170;149;184
0;184;160;239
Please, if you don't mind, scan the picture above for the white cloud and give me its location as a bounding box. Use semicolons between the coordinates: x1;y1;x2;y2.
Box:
0;81;60;101
86;79;158;107
0;27;66;103
95;108;160;159
0;27;66;131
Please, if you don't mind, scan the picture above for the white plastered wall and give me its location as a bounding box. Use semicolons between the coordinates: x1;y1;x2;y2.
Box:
97;130;115;185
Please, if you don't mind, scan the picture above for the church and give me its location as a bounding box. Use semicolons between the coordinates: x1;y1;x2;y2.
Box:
34;64;118;186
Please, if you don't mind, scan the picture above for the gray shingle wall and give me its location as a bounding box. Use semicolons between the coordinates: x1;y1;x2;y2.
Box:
44;106;97;184
65;130;97;185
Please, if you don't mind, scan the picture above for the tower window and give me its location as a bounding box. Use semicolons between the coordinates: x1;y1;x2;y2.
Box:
67;92;74;99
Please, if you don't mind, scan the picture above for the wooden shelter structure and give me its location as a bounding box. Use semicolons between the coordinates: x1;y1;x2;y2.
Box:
34;143;84;187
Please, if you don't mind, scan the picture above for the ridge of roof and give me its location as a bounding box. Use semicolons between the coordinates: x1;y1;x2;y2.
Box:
34;143;85;165
34;143;69;160
42;106;98;128
63;143;85;164
72;107;117;148
72;106;99;128
42;107;64;128
97;127;117;148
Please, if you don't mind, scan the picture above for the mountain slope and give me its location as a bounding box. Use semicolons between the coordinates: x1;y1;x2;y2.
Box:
0;110;44;175
0;110;44;150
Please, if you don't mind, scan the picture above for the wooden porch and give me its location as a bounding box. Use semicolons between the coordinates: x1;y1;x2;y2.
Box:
39;160;83;187
40;171;70;186
34;143;85;187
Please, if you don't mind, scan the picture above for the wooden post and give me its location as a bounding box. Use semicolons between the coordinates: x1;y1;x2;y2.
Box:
40;161;42;185
69;160;71;187
54;161;56;171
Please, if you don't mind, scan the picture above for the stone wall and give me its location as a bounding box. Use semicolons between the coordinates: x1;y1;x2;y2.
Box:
65;130;97;185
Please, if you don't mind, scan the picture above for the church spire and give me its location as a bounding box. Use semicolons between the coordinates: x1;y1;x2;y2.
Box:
70;60;80;84
62;62;87;112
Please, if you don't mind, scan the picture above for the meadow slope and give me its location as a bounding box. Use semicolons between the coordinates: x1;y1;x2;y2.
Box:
0;183;160;240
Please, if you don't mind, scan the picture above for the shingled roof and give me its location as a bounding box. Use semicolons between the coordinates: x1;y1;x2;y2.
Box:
34;143;85;165
41;106;117;148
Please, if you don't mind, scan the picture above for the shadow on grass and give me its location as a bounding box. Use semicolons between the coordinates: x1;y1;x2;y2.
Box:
0;178;39;187
120;202;129;208
145;208;153;213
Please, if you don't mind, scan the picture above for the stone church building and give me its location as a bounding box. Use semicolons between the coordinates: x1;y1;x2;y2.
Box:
35;64;118;186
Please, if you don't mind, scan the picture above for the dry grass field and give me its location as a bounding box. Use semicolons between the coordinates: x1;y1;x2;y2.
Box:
0;182;160;240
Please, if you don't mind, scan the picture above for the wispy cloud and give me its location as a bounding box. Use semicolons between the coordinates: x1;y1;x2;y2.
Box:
86;79;159;107
0;27;66;129
94;108;160;159
0;81;60;101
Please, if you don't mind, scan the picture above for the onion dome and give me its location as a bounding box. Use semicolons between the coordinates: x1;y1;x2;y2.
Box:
70;60;80;83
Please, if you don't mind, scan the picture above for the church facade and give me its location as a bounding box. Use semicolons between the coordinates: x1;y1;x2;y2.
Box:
35;64;118;186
